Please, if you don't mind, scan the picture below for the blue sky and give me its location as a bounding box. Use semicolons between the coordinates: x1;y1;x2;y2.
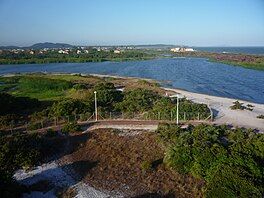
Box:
0;0;263;46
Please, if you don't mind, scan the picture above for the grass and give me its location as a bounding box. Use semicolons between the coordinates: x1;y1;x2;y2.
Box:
0;74;164;101
9;76;72;101
216;60;264;71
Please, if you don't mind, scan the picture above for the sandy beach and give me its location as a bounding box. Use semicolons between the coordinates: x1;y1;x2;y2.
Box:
164;87;264;132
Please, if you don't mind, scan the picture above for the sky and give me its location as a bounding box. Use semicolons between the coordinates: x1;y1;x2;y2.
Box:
0;0;263;46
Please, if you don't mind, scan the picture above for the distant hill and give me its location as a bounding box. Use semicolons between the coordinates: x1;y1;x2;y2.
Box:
0;42;74;50
29;42;73;49
0;43;179;50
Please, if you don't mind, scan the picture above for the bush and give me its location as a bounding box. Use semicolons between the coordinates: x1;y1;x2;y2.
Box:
61;122;81;134
27;122;42;131
0;134;42;184
230;101;246;110
0;114;20;129
158;123;264;197
115;89;159;113
49;99;92;117
73;83;87;90
141;161;152;171
92;82;123;110
257;115;264;119
149;97;210;120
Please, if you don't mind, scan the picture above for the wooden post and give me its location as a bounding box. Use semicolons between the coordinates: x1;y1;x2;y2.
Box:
158;112;161;120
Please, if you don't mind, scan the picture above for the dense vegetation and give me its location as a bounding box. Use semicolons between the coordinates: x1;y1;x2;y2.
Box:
157;123;264;197
0;49;157;64
0;74;211;130
1;48;263;71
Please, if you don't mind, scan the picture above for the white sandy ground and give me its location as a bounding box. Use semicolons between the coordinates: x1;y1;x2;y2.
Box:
164;88;264;132
14;161;121;198
87;124;158;131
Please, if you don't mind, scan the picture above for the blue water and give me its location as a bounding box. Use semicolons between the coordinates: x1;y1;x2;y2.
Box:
195;47;264;55
0;58;264;104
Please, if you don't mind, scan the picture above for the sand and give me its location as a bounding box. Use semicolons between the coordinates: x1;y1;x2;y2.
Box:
164;87;264;132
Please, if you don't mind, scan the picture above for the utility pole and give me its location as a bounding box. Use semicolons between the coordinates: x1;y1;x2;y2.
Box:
176;94;179;125
94;91;98;121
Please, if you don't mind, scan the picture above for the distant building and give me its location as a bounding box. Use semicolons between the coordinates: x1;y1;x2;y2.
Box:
29;51;34;55
170;47;195;52
114;50;121;54
170;48;180;52
58;50;69;54
185;48;195;52
76;50;81;54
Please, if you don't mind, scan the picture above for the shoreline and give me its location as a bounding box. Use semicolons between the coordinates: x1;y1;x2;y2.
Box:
1;72;264;131
164;87;264;131
2;71;263;104
89;73;264;131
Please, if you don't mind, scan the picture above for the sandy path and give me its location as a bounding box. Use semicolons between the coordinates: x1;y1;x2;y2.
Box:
14;160;116;198
164;88;264;132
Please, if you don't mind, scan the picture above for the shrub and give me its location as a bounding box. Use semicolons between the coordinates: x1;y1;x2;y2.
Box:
257;115;264;119
49;99;92;117
73;83;87;90
230;101;246;110
92;82;123;110
61;122;81;134
158;123;264;197
115;89;159;113
0;134;42;184
141;161;152;171
0;114;20;129
27;122;42;131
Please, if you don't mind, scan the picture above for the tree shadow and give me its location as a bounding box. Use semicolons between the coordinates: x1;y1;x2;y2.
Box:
151;158;163;169
42;132;90;163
